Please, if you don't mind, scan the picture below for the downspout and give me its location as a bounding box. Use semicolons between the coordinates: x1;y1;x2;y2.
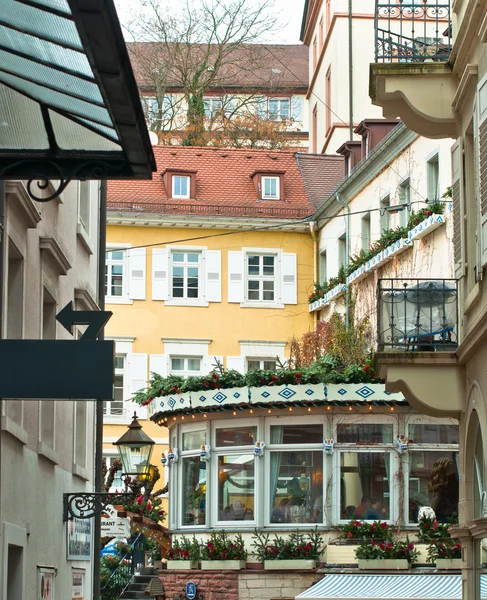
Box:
335;193;350;330
93;180;107;600
348;0;354;140
309;221;318;328
0;181;5;501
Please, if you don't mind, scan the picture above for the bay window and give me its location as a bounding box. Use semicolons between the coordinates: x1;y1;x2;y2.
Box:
180;427;207;527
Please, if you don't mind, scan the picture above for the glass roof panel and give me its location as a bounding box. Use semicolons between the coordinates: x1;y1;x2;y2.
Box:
0;25;93;78
18;0;71;15
76;117;120;142
0;72;113;126
0;86;49;149
0;50;103;104
50;111;122;151
3;0;82;51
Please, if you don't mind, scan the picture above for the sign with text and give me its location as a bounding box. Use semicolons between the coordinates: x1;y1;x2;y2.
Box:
186;581;197;600
71;570;85;600
101;505;130;539
67;518;92;561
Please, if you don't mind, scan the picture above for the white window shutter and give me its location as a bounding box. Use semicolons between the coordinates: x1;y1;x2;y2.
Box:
291;96;303;122
129;248;146;300
228;251;244;303
206;356;223;372
281;253;297;305
451;139;464;277
150;354;167;377
205;250;222;302
152;248;169;300
129;353;148;419
479;76;487;267
226;356;245;373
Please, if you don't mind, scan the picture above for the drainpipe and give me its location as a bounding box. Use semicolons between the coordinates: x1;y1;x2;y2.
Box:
0;181;5;458
309;221;318;328
335;193;350;330
93;180;107;600
348;0;354;140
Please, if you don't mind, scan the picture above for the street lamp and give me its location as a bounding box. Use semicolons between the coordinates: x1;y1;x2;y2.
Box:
63;412;155;521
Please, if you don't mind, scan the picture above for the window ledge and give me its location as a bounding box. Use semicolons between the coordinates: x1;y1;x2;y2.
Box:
72;463;90;481
105;296;133;305
1;415;28;445
37;441;59;465
165;299;209;307
240;302;285;310
76;224;94;255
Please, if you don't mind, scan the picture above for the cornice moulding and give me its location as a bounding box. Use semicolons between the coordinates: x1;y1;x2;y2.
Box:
39;236;72;275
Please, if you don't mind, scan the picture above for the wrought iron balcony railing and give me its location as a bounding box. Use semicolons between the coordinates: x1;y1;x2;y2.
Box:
378;279;458;351
375;0;451;63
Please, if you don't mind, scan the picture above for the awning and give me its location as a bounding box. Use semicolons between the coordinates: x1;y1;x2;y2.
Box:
0;0;156;185
296;574;486;600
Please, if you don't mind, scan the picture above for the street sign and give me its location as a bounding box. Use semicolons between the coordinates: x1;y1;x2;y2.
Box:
186;582;197;599
0;302;114;399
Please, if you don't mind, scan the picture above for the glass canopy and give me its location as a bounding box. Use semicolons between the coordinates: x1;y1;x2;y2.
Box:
0;0;155;180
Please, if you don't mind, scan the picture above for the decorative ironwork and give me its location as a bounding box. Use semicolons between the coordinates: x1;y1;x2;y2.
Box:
63;492;134;521
375;0;451;63
377;278;458;351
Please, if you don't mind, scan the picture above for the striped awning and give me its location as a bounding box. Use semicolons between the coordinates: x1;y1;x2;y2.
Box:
296;574;486;600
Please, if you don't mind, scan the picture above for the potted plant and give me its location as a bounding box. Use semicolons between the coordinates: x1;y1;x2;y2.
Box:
327;520;391;564
427;540;462;569
166;536;200;570
417;510;459;565
252;529;324;570
200;531;247;570
355;538;419;570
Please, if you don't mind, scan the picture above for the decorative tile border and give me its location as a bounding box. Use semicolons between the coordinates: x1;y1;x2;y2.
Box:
383;238;409;261
408;213;445;241
309;284;346;313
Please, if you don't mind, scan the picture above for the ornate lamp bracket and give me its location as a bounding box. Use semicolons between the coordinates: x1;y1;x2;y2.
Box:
63;492;134;522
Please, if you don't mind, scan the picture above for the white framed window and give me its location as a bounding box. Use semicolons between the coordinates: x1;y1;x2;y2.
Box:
105;244;145;304
405;416;459;524
262;176;280;200
171;250;201;300
333;416;397;524
380;194;391;232
78;181;91;235
105;248;125;299
203;96;223;119
398;178;411;228
172;175;190;199
268;97;291;120
427;152;440;202
361;213;371;251
103;454;124;492
247;358;277;372
246;253;277;302
104;354;125;417
170;356;203;376
179;423;209;528
143;94;174;126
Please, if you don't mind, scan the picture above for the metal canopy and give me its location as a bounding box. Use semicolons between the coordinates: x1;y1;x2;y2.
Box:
0;0;156;187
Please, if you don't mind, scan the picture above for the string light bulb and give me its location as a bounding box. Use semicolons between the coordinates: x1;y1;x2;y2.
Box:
233;410;237;416
308;407;312;412
267;408;272;414
181;415;185;420
203;413;207;418
192;414;196;419
349;406;353;411
369;405;373;411
288;406;293;412
327;405;331;411
390;406;395;412
173;416;176;421
249;408;254;414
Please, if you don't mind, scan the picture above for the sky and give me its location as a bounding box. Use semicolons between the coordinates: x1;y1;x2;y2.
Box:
114;0;306;44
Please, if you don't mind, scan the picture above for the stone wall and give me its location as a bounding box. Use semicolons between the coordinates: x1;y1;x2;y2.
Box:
160;569;317;600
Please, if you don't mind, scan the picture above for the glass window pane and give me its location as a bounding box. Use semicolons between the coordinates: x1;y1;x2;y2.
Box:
182;456;207;526
188;268;199;278
248;291;259;300
187;358;200;371
218;454;255;521
182;430;206;451
336;424;394;443
263;290;274;301
188;254;199;263
263;281;274;291
172;253;184;262
110;251;123;261
263;256;275;266
340;452;390;520
247;360;260;371
270;450;323;523
409;451;459;522
248;280;259;290
114;356;124;369
216;427;256;447
409;424;459;444
171;358;184;371
270;424;323;445
263;360;277;371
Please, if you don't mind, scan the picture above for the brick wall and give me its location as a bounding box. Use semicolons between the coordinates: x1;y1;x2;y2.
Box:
160;569;316;600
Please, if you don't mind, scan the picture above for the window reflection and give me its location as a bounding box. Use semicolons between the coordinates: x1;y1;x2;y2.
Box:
218;455;255;521
182;456;206;526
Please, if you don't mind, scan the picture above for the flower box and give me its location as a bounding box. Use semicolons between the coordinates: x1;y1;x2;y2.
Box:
436;558;462;569
200;560;246;570
383;238;409;261
408;214;445;241
264;559;316;570
166;560;198;570
346;266;369;286
325;544;358;565
358;559;409;570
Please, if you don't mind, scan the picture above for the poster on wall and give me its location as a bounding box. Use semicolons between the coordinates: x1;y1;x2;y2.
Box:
67;518;92;561
38;567;55;600
72;570;85;600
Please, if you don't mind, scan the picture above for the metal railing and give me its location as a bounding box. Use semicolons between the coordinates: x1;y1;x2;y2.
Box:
107;201;312;220
377;279;458;351
375;0;451;63
100;533;142;600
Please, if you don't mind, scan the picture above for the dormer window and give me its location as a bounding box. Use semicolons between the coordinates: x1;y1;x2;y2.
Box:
262;176;280;200
173;175;190;199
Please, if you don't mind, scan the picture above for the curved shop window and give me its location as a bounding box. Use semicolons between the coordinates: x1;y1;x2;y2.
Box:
180;426;208;528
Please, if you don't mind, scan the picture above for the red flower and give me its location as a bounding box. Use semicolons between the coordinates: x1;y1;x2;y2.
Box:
203;380;210;388
137;495;143;505
295;372;302;378
424;210;432;217
271;375;277;382
347;531;353;538
363;365;371;372
379;522;388;530
212;373;218;379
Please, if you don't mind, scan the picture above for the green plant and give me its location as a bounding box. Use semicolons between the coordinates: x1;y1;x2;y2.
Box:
427;539;462;562
340;520;392;541
167;536;200;561
200;531;247;561
123;494;166;523
427;199;445;214
416;514;456;542
355;538;419;563
252;528;324;561
100;553;132;600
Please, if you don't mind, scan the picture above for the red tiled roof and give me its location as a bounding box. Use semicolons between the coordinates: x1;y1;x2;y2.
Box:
127;43;309;91
296;153;345;210
107;146;316;219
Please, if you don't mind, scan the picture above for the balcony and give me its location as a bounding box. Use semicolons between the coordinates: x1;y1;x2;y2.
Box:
375;278;463;418
378;278;458;351
370;0;457;138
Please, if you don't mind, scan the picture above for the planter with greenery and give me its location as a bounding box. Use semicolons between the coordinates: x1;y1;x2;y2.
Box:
166;536;200;570
427;540;462;569
123;495;165;524
252;529;324;570
200;532;247;570
327;520;392;564
356;539;419;570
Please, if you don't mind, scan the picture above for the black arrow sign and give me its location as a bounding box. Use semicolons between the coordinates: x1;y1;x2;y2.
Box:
56;301;112;340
